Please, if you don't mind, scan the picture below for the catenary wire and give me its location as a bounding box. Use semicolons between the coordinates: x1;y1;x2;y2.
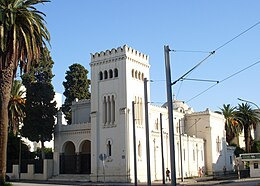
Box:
171;20;260;85
171;50;212;54
186;60;260;103
214;20;260;52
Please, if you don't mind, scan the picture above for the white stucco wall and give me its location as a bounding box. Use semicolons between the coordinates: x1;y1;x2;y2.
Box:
52;45;234;183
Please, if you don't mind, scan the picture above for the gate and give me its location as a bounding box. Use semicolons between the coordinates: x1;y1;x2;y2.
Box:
80;153;91;174
60;154;77;174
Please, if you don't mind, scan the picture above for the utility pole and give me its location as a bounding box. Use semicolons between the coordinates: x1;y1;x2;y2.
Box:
160;113;166;184
144;78;151;186
132;101;138;186
178;119;184;182
19;133;22;180
164;45;177;185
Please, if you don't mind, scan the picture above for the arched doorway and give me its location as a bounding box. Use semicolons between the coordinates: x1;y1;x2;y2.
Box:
79;140;91;174
60;141;76;174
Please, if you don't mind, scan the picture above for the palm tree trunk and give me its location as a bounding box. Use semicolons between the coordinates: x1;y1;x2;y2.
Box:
244;126;250;152
0;64;14;183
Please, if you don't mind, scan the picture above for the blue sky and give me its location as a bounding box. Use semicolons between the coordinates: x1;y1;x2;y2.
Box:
38;0;260;111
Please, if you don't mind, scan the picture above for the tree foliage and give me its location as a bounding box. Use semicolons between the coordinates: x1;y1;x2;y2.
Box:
251;140;260;153
0;0;50;183
8;80;25;135
7;132;33;161
62;63;90;124
236;103;260;152
21;48;56;159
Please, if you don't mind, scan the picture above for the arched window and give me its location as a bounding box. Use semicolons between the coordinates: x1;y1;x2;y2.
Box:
141;73;144;80
216;136;221;152
135;71;138;78
107;96;111;123
111;95;115;123
132;69;134;77
155;118;159;130
99;71;103;80
114;68;118;77
109;69;113;78
104;70;108;79
138;72;141;80
103;97;107;124
193;149;195;161
107;140;112;156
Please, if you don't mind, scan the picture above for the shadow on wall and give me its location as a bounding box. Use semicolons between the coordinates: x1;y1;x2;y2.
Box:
212;137;235;174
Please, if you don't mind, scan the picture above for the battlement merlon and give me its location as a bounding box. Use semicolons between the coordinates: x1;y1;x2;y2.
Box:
90;45;149;65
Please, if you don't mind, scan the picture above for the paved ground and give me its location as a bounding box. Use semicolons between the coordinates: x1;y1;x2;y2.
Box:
8;177;260;186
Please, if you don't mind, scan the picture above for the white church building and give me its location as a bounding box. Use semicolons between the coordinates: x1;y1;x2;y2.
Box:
53;45;235;183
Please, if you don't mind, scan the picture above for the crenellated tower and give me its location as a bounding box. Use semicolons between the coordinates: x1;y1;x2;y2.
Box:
90;45;150;182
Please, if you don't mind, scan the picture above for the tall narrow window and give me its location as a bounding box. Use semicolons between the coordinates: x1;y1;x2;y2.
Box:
139;98;143;125
141;73;144;80
138;72;141;80
135;71;138;79
132;69;134;77
107;96;111;124
138;141;142;158
99;71;103;80
216;136;221;152
112;95;115;123
155;118;159;130
134;97;138;124
107;140;112;156
104;70;108;79
183;149;186;161
201;150;203;161
193;149;195;161
104;97;107;124
114;68;118;77
109;69;113;78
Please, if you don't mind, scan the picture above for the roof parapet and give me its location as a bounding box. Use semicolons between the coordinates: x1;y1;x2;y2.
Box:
90;45;149;62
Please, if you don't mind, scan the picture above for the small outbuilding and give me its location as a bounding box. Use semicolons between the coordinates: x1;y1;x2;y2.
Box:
240;153;260;178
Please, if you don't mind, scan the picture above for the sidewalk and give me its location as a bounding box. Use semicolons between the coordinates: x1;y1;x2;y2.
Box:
177;176;260;185
10;177;260;186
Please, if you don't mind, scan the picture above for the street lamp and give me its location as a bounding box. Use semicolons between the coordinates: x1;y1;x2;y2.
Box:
237;98;259;109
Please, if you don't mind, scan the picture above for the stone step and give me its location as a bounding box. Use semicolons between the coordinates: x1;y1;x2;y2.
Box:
49;174;90;182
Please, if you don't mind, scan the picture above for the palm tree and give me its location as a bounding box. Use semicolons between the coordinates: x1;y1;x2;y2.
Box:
236;103;260;152
220;104;242;145
0;0;50;183
8;80;25;135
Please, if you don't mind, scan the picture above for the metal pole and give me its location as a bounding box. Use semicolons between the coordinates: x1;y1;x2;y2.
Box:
237;98;260;109
178;119;184;182
164;45;177;185
160;113;166;184
19;134;22;180
144;78;151;186
132;101;138;186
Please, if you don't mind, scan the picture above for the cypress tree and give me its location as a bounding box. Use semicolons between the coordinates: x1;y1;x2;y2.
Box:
22;48;57;159
62;63;91;124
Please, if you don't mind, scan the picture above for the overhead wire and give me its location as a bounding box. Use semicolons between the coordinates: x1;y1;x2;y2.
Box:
214;20;260;52
171;50;211;54
186;60;260;103
171;20;260;86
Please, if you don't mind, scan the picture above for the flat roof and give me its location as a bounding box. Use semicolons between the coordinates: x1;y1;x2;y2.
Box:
240;153;260;161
